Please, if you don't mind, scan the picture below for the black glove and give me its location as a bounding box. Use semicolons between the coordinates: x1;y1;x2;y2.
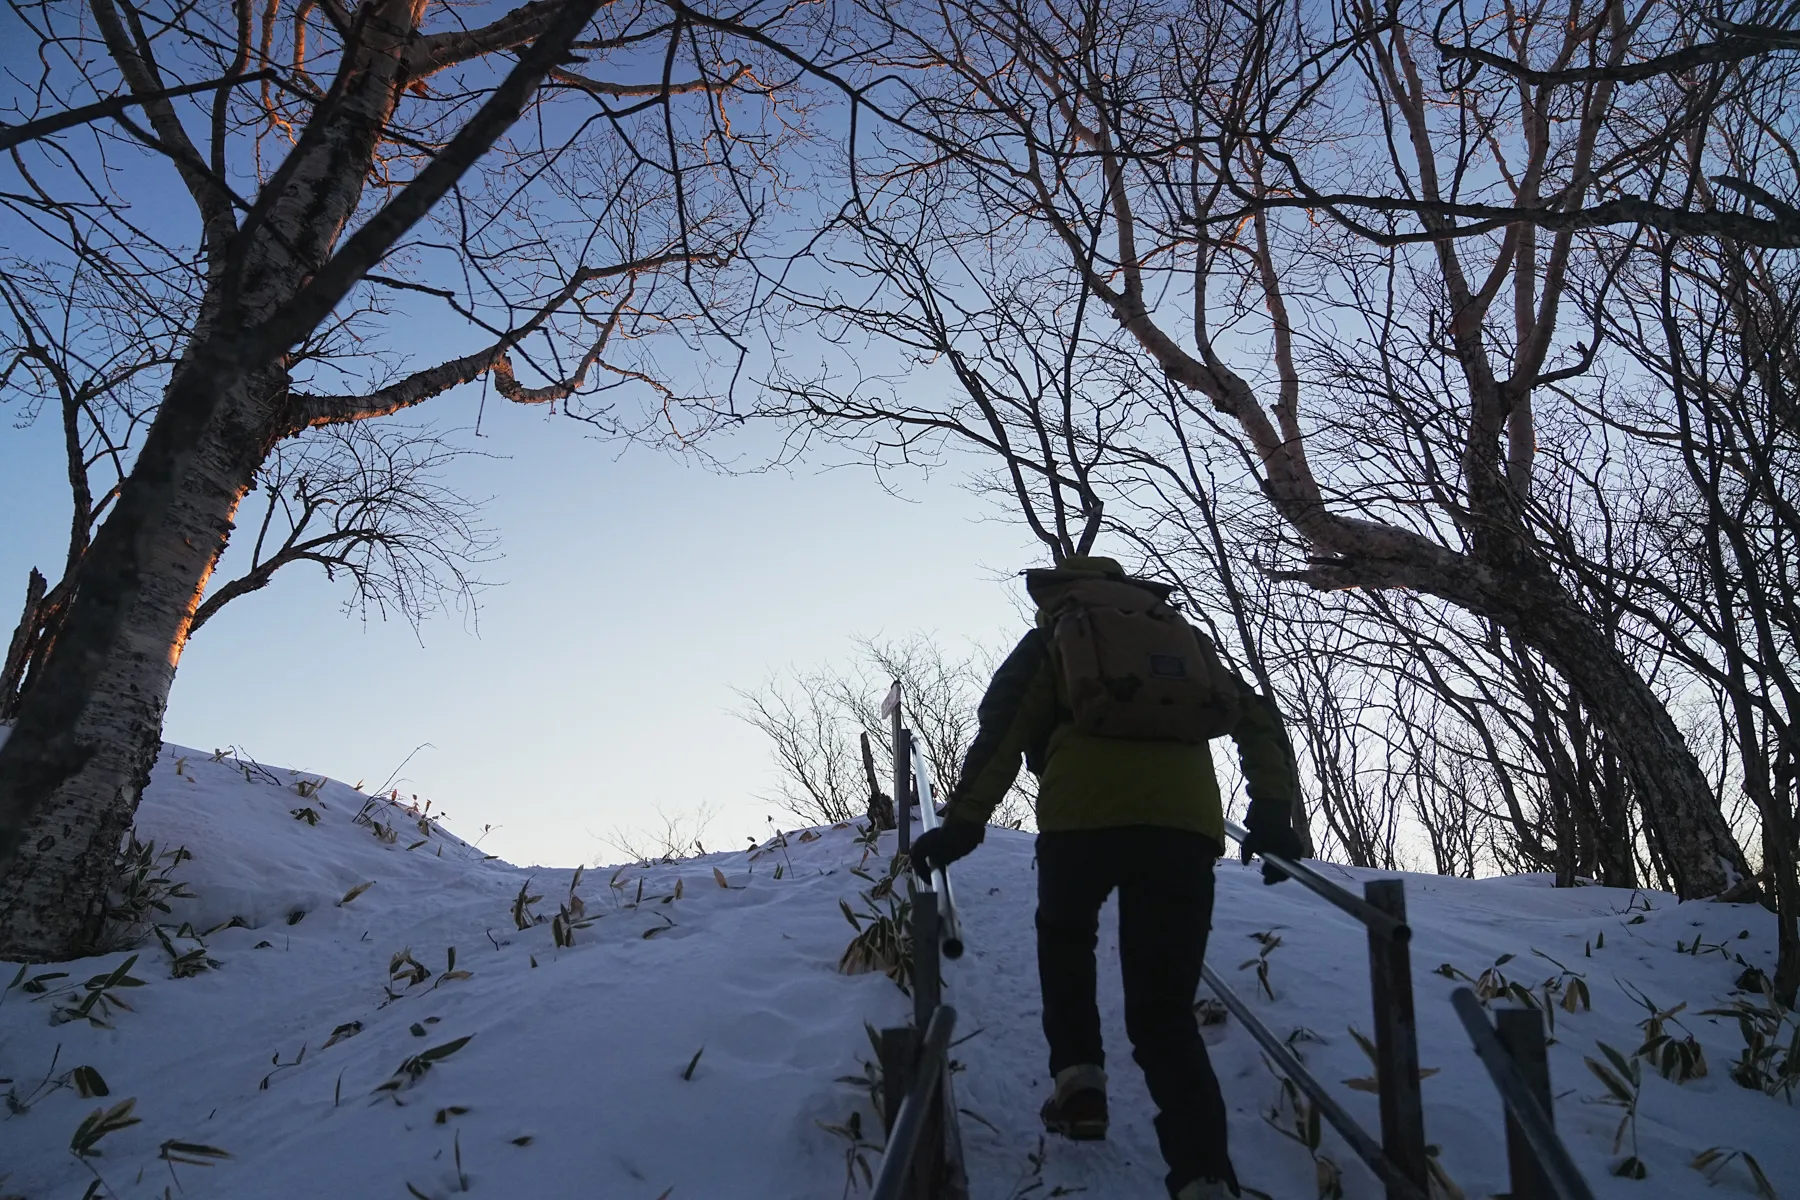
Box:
1240;822;1305;885
910;816;984;878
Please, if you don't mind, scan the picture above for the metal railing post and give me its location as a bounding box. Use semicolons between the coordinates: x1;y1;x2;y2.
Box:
877;1027;915;1136
1216;822;1593;1200
912;888;941;1031
870;1006;959;1200
1365;879;1429;1200
1496;1008;1554;1200
892;714;911;860
1451;990;1596;1200
1203;966;1428;1200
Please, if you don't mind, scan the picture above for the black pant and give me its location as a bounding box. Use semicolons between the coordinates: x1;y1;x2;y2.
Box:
1037;827;1230;1195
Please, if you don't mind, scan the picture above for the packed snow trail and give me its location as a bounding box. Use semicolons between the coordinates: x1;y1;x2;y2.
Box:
0;739;1793;1199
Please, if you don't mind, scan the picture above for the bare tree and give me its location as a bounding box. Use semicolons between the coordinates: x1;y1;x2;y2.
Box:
1;258;493;711
0;0;816;958
753;0;1772;900
735;677;869;826
601;802;722;866
0;255;177;718
736;634;1035;831
1564;222;1800;1002
188;423;495;634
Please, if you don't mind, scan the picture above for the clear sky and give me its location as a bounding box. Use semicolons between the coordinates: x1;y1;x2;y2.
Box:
0;370;1045;867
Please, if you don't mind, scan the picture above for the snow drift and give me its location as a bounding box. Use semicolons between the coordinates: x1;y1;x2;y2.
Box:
0;740;1793;1198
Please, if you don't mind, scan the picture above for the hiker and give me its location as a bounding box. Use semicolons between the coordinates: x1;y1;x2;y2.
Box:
908;555;1305;1200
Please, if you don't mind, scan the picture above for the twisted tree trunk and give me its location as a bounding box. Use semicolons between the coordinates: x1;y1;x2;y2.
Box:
1508;571;1747;898
1116;300;1750;897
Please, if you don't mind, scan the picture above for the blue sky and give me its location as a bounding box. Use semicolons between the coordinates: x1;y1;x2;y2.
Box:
0;366;1044;867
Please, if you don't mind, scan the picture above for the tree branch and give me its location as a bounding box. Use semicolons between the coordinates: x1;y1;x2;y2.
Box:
245;0;606;366
0;70;278;153
1434;20;1800;87
287;248;713;428
406;0;629;79
1210;181;1800;249
548;62;748;99
86;0;242;250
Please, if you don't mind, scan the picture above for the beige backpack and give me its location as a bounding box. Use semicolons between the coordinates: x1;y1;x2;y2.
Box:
1027;571;1242;743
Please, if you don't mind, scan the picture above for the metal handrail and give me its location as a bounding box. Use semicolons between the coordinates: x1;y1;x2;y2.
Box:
869;1005;958;1200
910;739;965;959
1451;990;1597;1200
1203;965;1429;1200
1222;819;1410;944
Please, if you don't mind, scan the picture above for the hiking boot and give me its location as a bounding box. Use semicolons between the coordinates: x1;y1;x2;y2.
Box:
1039;1064;1108;1140
1172;1179;1239;1200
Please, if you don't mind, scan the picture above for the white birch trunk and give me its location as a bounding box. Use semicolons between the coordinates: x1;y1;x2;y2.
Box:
0;365;282;959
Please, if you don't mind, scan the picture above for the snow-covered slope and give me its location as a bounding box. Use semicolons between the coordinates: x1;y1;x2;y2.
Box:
0;742;1793;1199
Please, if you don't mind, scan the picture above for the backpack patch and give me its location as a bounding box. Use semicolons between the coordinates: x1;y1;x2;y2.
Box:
1148;653;1188;680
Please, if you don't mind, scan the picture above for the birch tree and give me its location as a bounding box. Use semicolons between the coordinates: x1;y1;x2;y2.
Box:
0;0;808;959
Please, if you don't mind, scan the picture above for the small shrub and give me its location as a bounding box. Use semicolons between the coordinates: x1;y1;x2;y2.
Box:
1622;983;1707;1083
351;796;400;843
379;946;468;1007
1341;1027;1439;1093
815;1110;882;1198
153;927;220;979
70;1098;141;1157
158;1138;231;1191
1691;1146;1778;1200
838;856;913;993
373;1035;473;1097
1260;1063;1343;1200
1675;933;1731;958
552;869;600;947
3;1047;87;1115
1240;930;1283;1001
1531;950;1591;1034
1433;954;1537;1009
512;879;543;931
1701;980;1800;1100
105;838;194;941
835;1024;888;1125
1584;1041;1648;1178
387;948;431;997
50;956;148;1028
259;1044;308;1090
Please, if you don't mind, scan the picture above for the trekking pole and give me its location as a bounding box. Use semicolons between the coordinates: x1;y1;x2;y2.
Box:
1222;818;1410;944
910;738;966;959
